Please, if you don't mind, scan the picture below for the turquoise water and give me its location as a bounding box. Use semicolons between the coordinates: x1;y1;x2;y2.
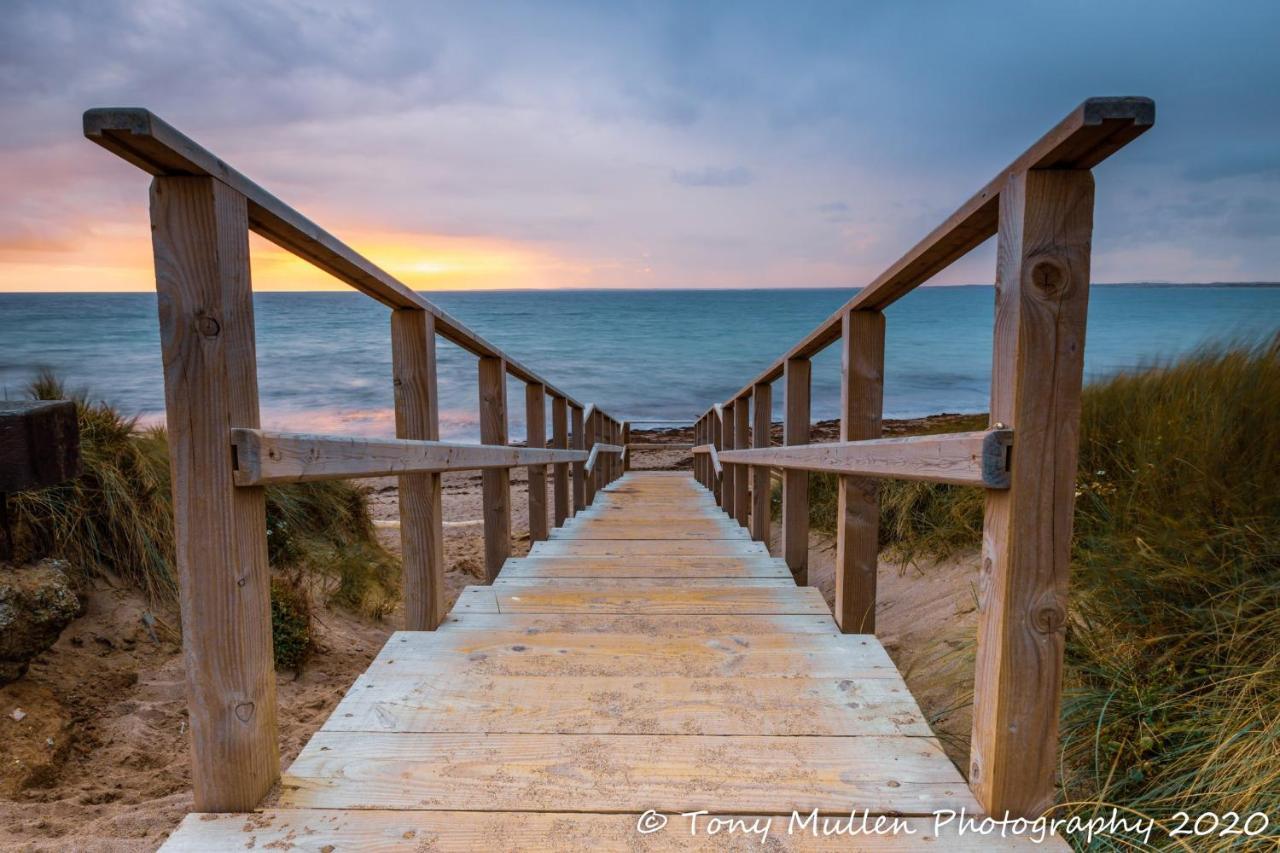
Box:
1;286;1277;440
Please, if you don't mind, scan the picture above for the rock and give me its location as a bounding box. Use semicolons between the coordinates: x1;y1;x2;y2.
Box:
0;559;80;684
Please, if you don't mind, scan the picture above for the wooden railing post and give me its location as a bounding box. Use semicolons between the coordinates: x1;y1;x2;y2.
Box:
583;407;597;505
733;397;750;527
149;176;278;811
721;401;736;517
551;395;569;526
970;168;1095;819
834;309;885;633
782;357;811;584
525;383;548;542
391;308;445;630
478;356;510;581
711;407;723;504
696;416;706;485
622;421;631;472
750;383;772;543
570;404;585;514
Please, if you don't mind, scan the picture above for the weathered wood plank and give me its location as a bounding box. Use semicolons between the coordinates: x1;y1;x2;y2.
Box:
970;169;1095;819
551;394;569;527
526;382;549;542
498;555;793;578
229;429;584;485
782;357;811;584
282;731;975;814
0;400;80;493
454;583;830;615
530;538;770;557
720;430;1012;487
148;176;277;811
439;612;840;635
751;382;772;543
390;308;445;631
721;399;736;518
325;672;930;736
162;810;1064;851
733;397;750;527
570;404;585;514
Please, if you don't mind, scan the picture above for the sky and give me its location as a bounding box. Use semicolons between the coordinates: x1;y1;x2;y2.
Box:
1;0;1278;293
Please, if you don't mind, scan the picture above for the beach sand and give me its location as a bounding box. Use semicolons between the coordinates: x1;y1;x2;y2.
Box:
0;417;979;851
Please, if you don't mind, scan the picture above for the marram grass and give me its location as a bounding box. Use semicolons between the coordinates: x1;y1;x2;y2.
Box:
8;373;401;664
802;339;1280;850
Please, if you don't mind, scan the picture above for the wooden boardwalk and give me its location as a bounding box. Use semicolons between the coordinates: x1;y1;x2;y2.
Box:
163;472;1060;850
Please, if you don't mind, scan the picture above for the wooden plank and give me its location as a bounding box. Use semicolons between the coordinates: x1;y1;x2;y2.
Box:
711;403;724;503
162;810;1067;851
751;382;772;543
782;357;811;584
551;524;750;541
478;356;510;582
720;430;1012;487
492;576;792;588
529;539;770;557
440;612;840;635
325;672;930;736
834;310;884;634
281;731;976;814
148;176;277;811
570;404;585;515
583;405;597;506
229;429;585;485
498;556;793;579
526;382;549;542
456;583;831;615
733;397;750;527
390;308;445;631
359;628;897;679
970;169;1095;819
718;97;1155;404
551;395;569;527
82;109;601;408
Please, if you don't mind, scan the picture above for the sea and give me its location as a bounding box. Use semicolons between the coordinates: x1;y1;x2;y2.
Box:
2;286;1277;441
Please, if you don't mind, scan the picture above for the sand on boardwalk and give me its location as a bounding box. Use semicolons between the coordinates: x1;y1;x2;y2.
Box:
0;421;977;851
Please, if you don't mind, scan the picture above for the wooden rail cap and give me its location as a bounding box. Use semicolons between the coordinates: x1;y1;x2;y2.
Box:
231;429;587;486
718;429;1012;488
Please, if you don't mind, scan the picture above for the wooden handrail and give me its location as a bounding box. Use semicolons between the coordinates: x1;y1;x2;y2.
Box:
583;442;624;475
231;429;588;486
704;97;1154;407
691;443;722;477
85;108;631;814
83;108;615;414
691;97;1155;821
718;429;1010;488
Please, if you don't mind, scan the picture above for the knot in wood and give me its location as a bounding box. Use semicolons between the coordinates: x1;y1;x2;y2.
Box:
234;701;256;722
1028;258;1067;297
195;315;221;338
1031;598;1067;634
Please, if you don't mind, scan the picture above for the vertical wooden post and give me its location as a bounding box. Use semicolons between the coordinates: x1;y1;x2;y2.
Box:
525;383;548;542
711;407;723;504
782;357;811;584
551;395;569;527
733;397;750;527
478;356;510;581
622;421;631;472
570;404;585;514
695;417;705;485
750;383;772;543
391;308;445;630
149;176;277;812
970;169;1094;819
834;309;885;634
583;407;597;505
721;401;736;517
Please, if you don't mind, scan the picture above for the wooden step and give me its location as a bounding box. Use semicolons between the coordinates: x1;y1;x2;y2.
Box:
454;583;830;615
529;539;769;557
498;555;793;579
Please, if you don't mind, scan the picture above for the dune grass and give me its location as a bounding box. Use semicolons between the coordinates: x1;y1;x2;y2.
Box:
802;339;1280;848
7;373;400;664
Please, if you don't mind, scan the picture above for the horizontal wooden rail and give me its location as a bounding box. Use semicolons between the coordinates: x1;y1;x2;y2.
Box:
627;442;694;451
583;443;624;475
691;443;722;477
712;97;1154;405
718;429;1011;488
83;108;600;411
231;429;587;486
